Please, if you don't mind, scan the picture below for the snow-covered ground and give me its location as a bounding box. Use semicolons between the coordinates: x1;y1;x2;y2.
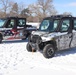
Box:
26;22;40;28
0;40;76;75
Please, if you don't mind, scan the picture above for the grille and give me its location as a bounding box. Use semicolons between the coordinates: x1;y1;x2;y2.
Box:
31;35;42;44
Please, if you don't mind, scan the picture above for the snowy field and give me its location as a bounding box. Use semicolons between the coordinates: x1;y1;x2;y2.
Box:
0;39;76;75
26;22;40;28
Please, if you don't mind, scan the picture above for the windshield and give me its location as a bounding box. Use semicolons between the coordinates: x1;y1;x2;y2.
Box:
0;19;6;27
39;19;59;32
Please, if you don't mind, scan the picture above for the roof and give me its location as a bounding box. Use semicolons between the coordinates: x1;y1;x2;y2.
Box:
0;17;26;20
44;15;74;20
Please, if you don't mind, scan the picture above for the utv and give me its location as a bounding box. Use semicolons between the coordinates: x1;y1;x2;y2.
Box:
27;15;76;58
0;17;36;43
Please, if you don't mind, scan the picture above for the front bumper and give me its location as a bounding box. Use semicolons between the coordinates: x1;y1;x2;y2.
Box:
29;42;40;50
28;35;42;50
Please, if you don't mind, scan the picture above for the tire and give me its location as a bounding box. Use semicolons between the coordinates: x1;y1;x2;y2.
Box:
26;43;36;52
43;44;55;58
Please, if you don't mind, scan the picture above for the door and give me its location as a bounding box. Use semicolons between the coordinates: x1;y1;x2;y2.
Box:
3;19;17;40
58;19;72;50
17;18;26;39
71;19;76;47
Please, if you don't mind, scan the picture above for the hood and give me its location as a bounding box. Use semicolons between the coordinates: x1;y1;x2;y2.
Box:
32;31;58;42
32;31;49;36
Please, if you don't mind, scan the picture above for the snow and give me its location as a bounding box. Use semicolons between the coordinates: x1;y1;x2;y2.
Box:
0;40;76;75
26;22;40;28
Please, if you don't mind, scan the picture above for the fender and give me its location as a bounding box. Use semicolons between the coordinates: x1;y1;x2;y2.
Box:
41;39;57;51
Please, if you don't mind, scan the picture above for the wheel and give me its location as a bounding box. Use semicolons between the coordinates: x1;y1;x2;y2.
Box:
26;43;36;52
43;44;55;58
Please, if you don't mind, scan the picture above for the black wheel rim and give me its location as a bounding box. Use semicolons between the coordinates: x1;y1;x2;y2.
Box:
47;48;54;56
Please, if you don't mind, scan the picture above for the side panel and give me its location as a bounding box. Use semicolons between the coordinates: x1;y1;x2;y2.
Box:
56;32;72;50
0;28;25;40
71;30;76;47
17;27;26;39
0;28;14;40
71;19;76;47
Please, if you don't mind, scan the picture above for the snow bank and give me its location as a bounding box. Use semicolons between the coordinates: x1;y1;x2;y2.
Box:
0;40;76;75
26;22;40;28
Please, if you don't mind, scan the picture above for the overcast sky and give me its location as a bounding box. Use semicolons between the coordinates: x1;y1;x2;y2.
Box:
13;0;76;16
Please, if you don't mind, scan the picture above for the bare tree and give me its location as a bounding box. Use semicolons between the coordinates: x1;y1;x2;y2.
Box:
0;0;12;16
9;2;19;16
28;0;57;22
12;3;18;13
63;12;72;16
20;8;30;18
0;11;5;18
18;2;26;15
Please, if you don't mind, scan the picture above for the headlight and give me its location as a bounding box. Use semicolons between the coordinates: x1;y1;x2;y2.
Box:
42;37;52;42
32;31;35;34
42;39;47;42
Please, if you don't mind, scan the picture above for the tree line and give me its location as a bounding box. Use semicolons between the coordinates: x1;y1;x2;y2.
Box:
0;0;72;22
